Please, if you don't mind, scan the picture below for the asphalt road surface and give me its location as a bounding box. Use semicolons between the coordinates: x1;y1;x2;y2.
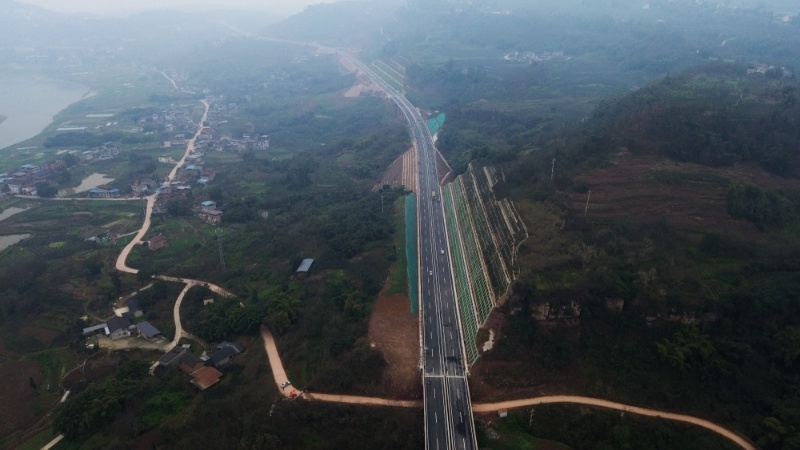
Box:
343;54;477;450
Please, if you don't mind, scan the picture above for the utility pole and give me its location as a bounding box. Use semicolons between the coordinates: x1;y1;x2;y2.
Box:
550;158;556;181
216;228;225;269
584;190;592;216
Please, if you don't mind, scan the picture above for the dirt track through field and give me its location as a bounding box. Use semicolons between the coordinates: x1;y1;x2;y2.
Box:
472;397;758;450
260;321;758;450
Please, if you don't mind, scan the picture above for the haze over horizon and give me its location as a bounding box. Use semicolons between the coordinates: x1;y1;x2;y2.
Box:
17;0;342;17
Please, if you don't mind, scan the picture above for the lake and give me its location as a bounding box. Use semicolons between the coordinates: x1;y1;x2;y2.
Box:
0;77;92;150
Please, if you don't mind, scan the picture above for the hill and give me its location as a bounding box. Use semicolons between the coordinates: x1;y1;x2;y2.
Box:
474;65;800;450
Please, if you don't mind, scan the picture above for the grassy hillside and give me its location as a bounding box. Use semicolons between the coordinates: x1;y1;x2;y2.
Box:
474;66;800;449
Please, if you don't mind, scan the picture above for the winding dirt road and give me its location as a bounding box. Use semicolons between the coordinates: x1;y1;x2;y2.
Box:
473;397;758;450
161;276;235;348
258;323;757;450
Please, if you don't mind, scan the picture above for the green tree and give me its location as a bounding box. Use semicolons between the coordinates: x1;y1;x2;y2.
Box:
35;182;58;198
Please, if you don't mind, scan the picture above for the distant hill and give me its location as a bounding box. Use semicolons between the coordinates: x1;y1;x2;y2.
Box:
0;1;278;66
581;63;800;177
264;0;403;49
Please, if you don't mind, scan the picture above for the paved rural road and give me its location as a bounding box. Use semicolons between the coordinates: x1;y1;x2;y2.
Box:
472;397;758;450
115;99;209;274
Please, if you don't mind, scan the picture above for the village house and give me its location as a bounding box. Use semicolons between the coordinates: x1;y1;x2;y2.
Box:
20;164;40;174
80;150;95;163
171;134;188;146
88;185;121;198
199;200;216;212
155;348;223;390
251;135;270;150
95;143;119;160
106;316;133;340
197;209;223;225
207;341;244;368
131;177;154;196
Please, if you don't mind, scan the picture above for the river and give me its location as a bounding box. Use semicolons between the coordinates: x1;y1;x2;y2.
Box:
0;76;92;150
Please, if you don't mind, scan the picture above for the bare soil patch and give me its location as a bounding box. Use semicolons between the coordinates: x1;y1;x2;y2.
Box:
337;56;384;98
20;326;61;347
570;153;800;239
368;292;421;400
0;360;40;437
0;335;18;359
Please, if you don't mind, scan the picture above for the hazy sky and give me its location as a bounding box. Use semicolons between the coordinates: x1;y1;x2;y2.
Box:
18;0;340;16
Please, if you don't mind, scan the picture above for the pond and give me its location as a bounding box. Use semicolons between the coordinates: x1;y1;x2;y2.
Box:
0;234;31;251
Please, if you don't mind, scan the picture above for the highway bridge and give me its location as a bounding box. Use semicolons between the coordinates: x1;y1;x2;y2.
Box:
344;55;478;450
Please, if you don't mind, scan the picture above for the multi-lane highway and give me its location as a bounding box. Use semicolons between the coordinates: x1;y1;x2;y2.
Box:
343;55;477;450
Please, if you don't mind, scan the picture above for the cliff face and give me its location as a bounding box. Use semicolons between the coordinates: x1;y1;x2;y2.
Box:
442;163;527;364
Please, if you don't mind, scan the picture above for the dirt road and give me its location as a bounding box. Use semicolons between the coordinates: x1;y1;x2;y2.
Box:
472;396;758;450
260;325;294;398
115;195;155;274
260;325;421;405
259;321;758;449
304;392;422;408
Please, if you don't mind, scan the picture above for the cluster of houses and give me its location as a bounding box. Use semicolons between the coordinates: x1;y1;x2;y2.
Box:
81;298;163;341
135;107;197;137
78;142;120;163
503;50;567;62
152;341;244;390
0;160;66;196
746;63;793;78
188;129;270;155
0;143;120;198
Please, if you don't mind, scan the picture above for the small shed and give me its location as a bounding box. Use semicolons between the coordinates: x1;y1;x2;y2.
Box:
137;321;161;338
82;323;107;336
296;258;314;279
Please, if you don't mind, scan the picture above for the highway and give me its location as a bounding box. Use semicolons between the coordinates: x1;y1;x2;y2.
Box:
343;54;477;450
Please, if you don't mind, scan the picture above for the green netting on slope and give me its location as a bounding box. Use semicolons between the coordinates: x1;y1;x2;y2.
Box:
443;184;479;365
405;194;419;315
427;112;446;136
